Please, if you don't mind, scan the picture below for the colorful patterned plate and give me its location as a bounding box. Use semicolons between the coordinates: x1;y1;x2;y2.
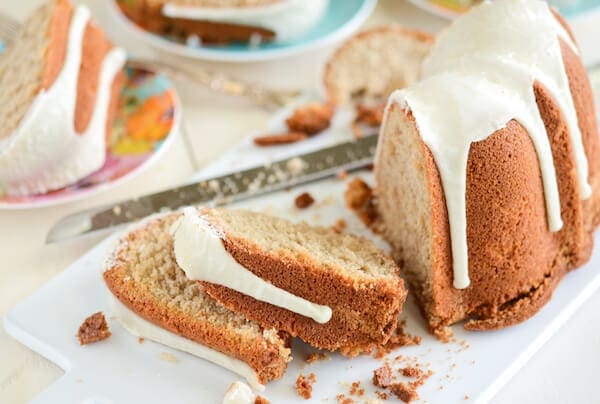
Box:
108;0;377;62
0;66;180;209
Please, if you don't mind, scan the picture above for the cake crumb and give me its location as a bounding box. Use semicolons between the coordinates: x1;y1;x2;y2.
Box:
464;395;470;400
286;102;334;135
349;381;364;397
332;219;347;233
295;192;315;209
138;337;145;344
335;394;355;404
344;177;378;228
336;170;348;180
255;396;270;404
254;132;308;146
400;366;423;378
373;363;394;388
375;391;388;400
305;352;328;364
77;312;111;345
355;103;385;127
296;373;316;399
390;382;419;403
352;103;386;138
159;352;178;363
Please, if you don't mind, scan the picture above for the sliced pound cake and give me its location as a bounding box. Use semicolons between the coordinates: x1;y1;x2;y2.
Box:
323;26;434;105
103;212;292;389
0;0;125;197
172;207;407;355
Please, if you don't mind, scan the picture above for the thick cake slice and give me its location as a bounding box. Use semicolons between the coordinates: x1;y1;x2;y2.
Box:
103;212;292;389
172;207;407;355
0;0;126;197
323;26;434;105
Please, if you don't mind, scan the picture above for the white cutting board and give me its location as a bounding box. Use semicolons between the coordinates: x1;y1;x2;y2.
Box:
5;103;600;403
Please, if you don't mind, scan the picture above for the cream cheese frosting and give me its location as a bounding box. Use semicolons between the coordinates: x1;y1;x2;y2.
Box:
162;0;329;43
172;207;333;324
109;294;265;391
0;6;126;197
382;0;588;289
222;381;257;404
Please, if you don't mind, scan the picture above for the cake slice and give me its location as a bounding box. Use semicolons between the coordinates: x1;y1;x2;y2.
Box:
103;212;292;389
117;0;328;44
323;26;434;105
172;207;407;355
0;0;126;197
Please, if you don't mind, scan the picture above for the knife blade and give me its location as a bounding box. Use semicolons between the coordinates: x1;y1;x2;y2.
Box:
46;135;378;243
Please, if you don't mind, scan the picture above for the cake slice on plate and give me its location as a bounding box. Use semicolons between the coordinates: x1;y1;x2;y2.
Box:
0;0;126;197
103;212;292;389
117;0;329;45
172;207;407;355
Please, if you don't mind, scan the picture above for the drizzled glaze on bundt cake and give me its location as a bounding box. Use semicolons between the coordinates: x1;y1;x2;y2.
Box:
376;0;600;336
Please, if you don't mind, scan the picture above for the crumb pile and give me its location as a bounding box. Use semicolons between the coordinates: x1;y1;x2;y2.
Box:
254;102;334;146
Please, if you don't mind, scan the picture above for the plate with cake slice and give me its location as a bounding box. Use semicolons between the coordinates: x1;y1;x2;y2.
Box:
0;0;180;209
108;0;377;62
5;0;600;402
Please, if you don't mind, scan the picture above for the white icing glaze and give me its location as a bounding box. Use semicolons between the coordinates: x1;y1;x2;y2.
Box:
109;294;265;391
0;6;126;197
162;0;329;43
172;207;333;324
385;0;589;289
222;381;257;404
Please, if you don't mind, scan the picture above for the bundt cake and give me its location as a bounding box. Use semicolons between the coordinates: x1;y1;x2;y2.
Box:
103;212;292;389
323;26;434;105
375;0;600;337
0;0;126;197
171;207;406;355
117;0;329;45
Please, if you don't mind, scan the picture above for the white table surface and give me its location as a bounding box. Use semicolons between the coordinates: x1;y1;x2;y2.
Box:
1;1;599;403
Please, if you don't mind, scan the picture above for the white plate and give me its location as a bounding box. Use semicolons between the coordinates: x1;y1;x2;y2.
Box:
4;108;600;403
107;0;377;62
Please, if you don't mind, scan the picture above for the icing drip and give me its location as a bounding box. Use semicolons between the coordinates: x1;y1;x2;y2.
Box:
109;294;265;391
0;6;126;197
386;0;589;289
172;208;333;324
162;0;329;43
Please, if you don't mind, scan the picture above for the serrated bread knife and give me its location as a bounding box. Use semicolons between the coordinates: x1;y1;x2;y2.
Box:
46;135;378;243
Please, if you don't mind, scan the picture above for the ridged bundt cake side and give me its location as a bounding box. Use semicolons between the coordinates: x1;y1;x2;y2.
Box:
375;0;600;338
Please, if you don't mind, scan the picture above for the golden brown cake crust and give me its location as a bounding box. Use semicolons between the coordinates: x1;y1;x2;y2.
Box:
377;17;600;335
103;213;291;384
42;0;124;138
199;212;407;355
